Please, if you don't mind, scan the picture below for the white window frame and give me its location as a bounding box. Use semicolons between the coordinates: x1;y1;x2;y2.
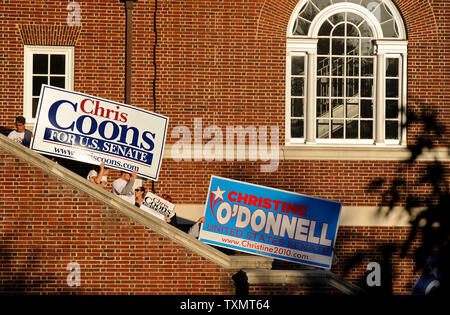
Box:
286;2;407;147
24;45;75;125
375;41;408;146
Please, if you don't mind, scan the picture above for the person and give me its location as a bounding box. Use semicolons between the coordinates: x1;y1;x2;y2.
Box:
161;193;178;226
187;216;206;239
134;186;146;207
112;170;137;204
87;162;109;188
159;193;205;237
8;116;33;147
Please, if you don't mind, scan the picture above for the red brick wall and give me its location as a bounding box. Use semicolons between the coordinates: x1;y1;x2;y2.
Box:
271;226;423;295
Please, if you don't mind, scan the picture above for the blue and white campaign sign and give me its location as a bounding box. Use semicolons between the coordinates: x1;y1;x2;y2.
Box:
198;176;342;269
31;85;169;180
412;254;442;295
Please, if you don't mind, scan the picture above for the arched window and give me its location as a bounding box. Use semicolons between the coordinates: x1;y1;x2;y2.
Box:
286;0;407;146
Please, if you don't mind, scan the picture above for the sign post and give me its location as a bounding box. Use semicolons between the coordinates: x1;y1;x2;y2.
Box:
199;176;342;269
31;85;169;180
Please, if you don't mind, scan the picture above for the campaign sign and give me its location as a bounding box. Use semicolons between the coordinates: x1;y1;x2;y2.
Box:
412;255;442;295
198;176;342;269
140;192;175;221
31;85;169;180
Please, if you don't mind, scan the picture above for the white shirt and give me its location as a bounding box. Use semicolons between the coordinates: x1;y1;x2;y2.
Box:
112;177;137;204
8;130;25;144
87;169;108;184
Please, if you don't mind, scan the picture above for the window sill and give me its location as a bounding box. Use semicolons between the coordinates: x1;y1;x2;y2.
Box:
281;144;448;161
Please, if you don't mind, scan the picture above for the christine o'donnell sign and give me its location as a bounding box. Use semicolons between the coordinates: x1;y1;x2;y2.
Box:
198;176;342;269
31;85;169;180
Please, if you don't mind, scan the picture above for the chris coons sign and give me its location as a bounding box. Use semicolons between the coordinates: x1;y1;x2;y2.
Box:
31;85;169;180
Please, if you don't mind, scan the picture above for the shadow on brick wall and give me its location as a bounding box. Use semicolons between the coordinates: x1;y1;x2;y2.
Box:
345;104;449;295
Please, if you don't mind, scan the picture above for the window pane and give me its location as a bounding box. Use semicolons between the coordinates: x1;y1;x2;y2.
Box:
50;76;65;89
347;24;359;37
291;119;304;138
346;120;358;138
361;58;373;76
359;21;373;38
50;55;66;75
333;24;345;37
331;120;344;138
386;100;398;119
386;79;399;97
347;12;364;27
317;119;329;139
291;98;304;117
346;39;359;55
346;98;359;118
33;54;48;74
32;97;39;118
317;78;329;97
300;1;320;22
318;38;330;55
361;100;373;118
33;76;48;96
294;18;311;35
332;38;344;55
361;39;373;56
332;99;344;118
360;120;373;139
329;13;345;26
291;78;304;96
378;4;395;24
346;79;359;98
312;0;332;10
346;57;359;76
386;58;399;77
332;57;344;76
361;79;373;97
381;19;399;38
317;57;330;76
292;56;305;75
386;120;399;139
318;19;333;36
361;0;380;10
316;99;329;118
332;78;343;97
